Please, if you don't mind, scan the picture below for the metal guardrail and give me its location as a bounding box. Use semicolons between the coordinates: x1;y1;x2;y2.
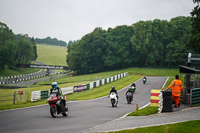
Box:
191;88;200;105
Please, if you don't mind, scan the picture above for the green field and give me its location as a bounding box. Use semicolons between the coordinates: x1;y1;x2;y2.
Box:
36;44;67;66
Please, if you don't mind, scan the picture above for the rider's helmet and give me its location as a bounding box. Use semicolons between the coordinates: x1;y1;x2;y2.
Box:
51;82;57;89
112;86;115;90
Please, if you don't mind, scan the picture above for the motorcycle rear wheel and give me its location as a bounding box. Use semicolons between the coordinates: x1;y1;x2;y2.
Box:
111;99;115;107
62;106;69;117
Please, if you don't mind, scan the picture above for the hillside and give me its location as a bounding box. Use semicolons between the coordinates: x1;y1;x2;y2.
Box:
36;44;67;66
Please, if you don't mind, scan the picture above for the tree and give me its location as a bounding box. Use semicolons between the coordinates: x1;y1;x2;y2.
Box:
16;37;35;64
165;17;192;67
104;25;134;69
130;21;153;67
67;27;107;74
31;37;38;60
0;22;16;69
189;0;200;53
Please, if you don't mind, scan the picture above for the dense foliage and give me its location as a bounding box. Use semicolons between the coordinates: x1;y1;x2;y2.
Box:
0;22;37;70
67;16;193;74
189;0;200;53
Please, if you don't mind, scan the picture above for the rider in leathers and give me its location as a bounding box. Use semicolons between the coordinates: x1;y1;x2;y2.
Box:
49;82;66;109
109;86;119;99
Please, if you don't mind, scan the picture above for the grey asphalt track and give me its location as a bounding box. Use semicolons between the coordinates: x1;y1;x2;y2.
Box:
0;77;168;133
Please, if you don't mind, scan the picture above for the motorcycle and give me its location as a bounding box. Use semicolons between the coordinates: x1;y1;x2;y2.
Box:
126;90;133;104
143;77;146;84
109;92;118;107
47;93;69;118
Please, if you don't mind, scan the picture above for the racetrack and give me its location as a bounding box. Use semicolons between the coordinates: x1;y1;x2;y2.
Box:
0;77;168;133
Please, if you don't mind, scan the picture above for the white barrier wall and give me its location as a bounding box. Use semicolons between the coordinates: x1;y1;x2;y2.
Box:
115;75;117;80
111;77;113;82
90;82;94;89
96;80;100;87
102;79;105;85
107;78;110;83
31;91;41;102
61;87;74;95
31;72;128;102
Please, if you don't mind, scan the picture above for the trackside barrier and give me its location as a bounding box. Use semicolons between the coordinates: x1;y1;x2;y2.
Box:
74;85;87;92
158;92;163;113
158;91;173;113
62;87;74;94
31;91;41;102
0;69;42;80
191;88;200;105
31;72;128;102
31;87;74;101
150;89;162;107
41;90;49;99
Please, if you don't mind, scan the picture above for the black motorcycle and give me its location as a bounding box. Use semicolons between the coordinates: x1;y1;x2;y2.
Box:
143;77;147;84
126;90;133;104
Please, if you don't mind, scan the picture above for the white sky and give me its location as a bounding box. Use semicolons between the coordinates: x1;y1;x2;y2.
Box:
0;0;196;43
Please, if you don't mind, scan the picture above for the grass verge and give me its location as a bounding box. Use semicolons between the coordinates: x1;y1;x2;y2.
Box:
106;120;200;133
128;106;158;116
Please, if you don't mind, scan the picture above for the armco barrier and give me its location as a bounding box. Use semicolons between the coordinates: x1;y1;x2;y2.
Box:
191;88;200;105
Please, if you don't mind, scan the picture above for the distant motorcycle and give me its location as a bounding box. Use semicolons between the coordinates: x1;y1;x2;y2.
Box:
109;92;118;107
47;94;69;118
126;90;133;104
143;77;147;84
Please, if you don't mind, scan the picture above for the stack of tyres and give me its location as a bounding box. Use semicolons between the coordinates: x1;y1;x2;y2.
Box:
162;90;173;112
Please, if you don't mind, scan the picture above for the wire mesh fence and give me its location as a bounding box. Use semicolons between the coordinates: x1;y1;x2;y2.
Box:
0;91;29;105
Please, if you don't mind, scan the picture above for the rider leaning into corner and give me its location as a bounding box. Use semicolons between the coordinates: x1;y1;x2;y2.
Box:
49;82;66;108
109;86;119;99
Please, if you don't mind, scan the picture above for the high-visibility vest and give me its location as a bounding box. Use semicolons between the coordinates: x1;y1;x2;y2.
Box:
167;79;183;96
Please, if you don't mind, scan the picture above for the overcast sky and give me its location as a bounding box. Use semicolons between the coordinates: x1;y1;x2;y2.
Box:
0;0;196;43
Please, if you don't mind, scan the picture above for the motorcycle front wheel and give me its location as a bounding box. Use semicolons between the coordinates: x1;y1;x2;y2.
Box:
50;106;57;118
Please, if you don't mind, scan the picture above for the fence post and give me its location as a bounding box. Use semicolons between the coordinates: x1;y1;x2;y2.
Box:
13;91;16;104
190;88;193;106
27;92;29;102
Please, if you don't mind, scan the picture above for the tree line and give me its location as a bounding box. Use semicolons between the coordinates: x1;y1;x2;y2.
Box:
35;37;67;46
16;34;68;47
0;22;37;70
67;16;196;74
